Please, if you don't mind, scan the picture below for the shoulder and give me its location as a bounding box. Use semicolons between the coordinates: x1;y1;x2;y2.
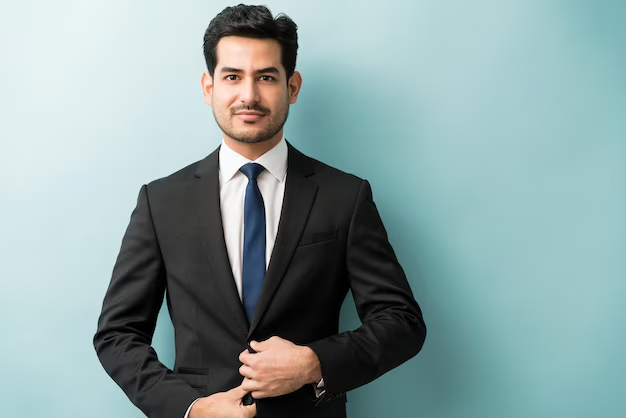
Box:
144;148;218;193
289;146;373;218
148;160;202;187
290;144;364;190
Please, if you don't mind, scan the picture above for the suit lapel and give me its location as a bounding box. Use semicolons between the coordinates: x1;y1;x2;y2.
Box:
248;144;318;336
192;148;249;336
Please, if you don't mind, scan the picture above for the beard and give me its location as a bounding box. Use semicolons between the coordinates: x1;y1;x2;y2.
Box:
213;100;290;144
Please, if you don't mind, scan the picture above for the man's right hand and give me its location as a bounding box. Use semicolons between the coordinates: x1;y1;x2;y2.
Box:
189;385;256;418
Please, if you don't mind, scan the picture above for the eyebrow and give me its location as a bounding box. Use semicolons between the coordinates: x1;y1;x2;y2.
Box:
219;66;281;75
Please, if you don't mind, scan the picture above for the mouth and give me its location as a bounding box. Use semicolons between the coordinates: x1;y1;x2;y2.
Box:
234;111;266;122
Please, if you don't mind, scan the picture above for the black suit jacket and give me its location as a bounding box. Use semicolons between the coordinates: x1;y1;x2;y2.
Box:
94;143;426;418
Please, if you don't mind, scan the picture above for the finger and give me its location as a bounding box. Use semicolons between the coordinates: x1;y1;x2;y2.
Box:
251;390;268;399
249;340;263;352
240;352;257;369
253;335;288;352
240;377;261;393
243;403;257;418
239;349;250;363
239;364;255;379
229;384;249;399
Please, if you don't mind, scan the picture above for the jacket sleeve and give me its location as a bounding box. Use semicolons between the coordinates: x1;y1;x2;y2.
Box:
307;179;427;397
93;185;200;418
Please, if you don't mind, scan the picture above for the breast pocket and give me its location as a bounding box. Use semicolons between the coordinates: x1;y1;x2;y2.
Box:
297;227;338;247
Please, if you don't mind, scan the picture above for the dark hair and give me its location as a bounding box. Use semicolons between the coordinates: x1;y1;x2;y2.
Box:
203;4;298;79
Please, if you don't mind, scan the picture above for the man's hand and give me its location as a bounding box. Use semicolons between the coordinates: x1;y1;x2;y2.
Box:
239;336;322;399
189;385;256;418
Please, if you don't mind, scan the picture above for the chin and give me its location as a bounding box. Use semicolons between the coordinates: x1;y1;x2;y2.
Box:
230;133;274;144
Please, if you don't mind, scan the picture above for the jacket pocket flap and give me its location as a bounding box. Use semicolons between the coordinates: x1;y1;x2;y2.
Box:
298;228;338;247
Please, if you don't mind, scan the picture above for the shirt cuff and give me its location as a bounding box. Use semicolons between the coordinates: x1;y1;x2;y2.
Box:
183;398;200;418
313;377;326;398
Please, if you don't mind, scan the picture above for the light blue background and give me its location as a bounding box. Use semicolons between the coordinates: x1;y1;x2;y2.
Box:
1;1;624;417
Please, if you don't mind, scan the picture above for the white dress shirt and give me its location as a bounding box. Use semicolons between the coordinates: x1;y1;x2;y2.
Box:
218;137;288;300
183;137;288;418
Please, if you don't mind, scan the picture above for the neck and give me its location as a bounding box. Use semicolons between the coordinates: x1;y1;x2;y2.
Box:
223;131;283;161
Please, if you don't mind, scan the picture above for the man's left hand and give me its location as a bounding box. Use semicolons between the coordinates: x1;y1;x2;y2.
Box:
238;336;322;399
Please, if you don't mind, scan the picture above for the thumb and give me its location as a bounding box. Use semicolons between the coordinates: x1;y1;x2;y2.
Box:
229;384;249;399
244;402;257;418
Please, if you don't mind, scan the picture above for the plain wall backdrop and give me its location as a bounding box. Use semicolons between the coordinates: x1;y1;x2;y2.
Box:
1;1;625;417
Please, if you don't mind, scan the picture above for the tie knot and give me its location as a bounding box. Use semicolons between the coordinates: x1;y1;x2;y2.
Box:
240;163;265;181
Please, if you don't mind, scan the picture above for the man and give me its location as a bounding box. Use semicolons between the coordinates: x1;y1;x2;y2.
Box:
93;4;426;418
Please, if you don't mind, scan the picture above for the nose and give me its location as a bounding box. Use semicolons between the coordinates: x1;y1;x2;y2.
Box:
239;78;260;104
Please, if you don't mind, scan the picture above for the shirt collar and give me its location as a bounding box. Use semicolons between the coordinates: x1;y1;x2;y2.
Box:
219;137;288;183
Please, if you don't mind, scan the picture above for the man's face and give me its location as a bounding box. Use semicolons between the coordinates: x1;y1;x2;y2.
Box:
202;36;301;144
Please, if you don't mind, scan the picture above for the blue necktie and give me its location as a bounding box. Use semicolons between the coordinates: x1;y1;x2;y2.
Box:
240;163;266;323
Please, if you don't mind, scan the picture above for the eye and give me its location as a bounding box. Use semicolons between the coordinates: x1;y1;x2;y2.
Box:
224;75;239;81
259;75;275;82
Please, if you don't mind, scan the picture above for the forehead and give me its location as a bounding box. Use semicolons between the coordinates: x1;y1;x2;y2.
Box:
215;36;283;72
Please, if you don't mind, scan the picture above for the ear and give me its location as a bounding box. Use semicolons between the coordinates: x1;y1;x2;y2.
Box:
201;72;213;106
288;71;302;105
